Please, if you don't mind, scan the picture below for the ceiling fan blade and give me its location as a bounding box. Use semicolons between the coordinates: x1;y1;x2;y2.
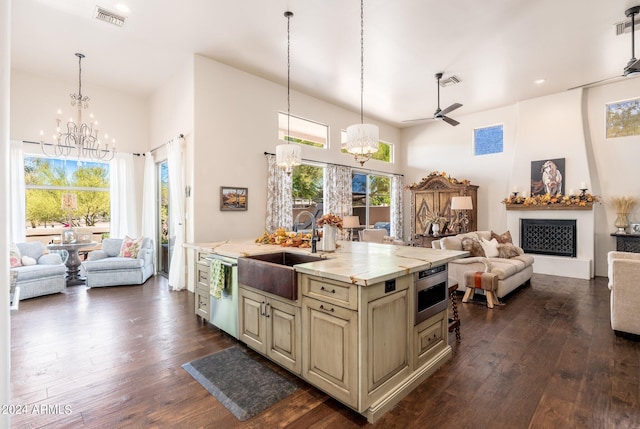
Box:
442;116;460;126
402;117;434;123
439;102;462;116
567;75;624;91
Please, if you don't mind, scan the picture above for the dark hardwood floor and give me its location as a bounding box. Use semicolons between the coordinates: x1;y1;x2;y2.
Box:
10;274;640;429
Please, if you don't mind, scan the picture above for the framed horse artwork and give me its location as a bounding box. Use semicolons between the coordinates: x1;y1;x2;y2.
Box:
530;158;565;196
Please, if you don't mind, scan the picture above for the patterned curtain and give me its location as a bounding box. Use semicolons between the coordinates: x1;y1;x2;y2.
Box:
325;164;352;239
391;174;404;240
265;154;293;233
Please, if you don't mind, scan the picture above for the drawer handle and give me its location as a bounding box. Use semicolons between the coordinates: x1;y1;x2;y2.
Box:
319;304;335;313
320;286;336;294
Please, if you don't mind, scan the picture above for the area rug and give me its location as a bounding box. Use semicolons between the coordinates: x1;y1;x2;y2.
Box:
182;346;298;421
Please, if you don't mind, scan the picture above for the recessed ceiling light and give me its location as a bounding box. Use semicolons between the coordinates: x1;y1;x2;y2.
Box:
115;3;130;14
534;78;546;84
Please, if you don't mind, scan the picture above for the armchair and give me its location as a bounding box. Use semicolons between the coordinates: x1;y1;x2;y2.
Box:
82;237;155;288
11;241;66;300
607;251;640;336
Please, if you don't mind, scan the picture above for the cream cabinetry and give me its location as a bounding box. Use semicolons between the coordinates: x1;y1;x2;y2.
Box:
300;274;416;415
238;286;302;375
414;311;446;369
194;251;211;321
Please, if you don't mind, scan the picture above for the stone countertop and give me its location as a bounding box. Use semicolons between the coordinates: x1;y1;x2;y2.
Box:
184;240;467;286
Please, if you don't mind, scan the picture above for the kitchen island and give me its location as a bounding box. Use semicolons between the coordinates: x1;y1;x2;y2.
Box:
185;240;467;423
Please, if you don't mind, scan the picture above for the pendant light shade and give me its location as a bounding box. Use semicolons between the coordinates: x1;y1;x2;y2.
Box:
346;0;379;166
276;143;301;174
346;123;379;155
275;11;301;175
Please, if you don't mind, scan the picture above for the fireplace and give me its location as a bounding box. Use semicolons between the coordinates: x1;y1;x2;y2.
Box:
520;219;577;257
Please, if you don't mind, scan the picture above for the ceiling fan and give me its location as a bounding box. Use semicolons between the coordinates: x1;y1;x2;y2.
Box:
570;5;640;90
403;73;462;126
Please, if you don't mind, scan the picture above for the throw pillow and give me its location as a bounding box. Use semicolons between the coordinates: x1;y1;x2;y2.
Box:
21;255;37;266
491;230;513;244
119;236;144;258
497;243;520;259
480;237;500;258
10;243;22;268
461;237;485;257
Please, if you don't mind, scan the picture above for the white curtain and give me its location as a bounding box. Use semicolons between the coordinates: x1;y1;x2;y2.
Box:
109;152;138;239
325;164;353;239
9;140;25;243
391;174;404;240
265;154;293;233
167;138;186;291
141;151;157;271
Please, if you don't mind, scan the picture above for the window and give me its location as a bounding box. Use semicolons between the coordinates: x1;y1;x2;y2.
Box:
352;172;391;234
278;113;328;148
24;156;110;241
292;163;324;228
340;130;394;163
474;124;504;155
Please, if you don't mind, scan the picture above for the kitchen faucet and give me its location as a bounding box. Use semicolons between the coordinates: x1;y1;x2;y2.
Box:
293;211;317;253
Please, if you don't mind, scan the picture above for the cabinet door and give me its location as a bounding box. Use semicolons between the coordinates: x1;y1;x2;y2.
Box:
302;297;358;408
414;311;446;369
238;287;267;354
366;289;409;395
267;298;301;375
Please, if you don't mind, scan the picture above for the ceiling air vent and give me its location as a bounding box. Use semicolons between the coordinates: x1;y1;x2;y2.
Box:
615;20;632;36
439;75;461;87
94;6;127;27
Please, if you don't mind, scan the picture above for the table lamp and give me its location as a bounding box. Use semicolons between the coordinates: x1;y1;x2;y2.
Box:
451;196;473;233
343;216;360;241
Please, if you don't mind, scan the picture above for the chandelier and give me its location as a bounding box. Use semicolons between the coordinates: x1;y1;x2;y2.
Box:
346;0;379;166
275;11;301;175
40;53;116;161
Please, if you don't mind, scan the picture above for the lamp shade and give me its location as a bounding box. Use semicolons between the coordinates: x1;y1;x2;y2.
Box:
451;196;473;210
276;143;301;173
345;123;379;155
343;215;360;228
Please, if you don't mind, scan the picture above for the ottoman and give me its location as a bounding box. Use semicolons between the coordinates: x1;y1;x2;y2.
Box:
462;271;500;308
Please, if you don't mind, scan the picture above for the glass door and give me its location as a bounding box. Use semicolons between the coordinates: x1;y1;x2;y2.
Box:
158;161;171;276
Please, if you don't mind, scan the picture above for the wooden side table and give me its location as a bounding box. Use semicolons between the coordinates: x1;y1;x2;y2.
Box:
448;280;460;341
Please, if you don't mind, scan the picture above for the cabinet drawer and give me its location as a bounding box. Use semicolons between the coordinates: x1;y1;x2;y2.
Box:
197;251;212;263
196;263;210;288
195;288;210;321
414;311;446;369
302;276;357;310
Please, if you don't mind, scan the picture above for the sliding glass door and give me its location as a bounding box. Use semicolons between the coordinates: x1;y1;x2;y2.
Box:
352;172;391;234
158;161;171;276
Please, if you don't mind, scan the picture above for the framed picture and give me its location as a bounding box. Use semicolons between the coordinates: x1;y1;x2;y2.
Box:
605;97;640;139
220;187;248;211
530;158;565;196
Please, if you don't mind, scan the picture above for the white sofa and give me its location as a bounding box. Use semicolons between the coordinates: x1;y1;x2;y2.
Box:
607;251;640;336
11;241;67;300
82;237;154;288
432;231;534;299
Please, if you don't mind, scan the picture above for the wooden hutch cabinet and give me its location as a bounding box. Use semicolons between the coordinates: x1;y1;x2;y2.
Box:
408;174;478;245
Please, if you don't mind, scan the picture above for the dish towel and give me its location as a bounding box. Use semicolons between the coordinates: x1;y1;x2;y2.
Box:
210;259;227;299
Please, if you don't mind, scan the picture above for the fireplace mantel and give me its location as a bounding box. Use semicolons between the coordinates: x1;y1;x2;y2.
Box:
504;203;593;211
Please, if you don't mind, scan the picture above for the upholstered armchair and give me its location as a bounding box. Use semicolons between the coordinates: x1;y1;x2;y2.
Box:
358;228;387;243
607;251;640;336
82;237;154;288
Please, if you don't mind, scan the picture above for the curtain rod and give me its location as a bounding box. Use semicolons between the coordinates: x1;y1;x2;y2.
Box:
134;133;185;157
263;151;404;177
22;140;144;156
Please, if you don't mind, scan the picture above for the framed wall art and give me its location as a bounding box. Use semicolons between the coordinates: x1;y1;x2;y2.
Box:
530;158;565;196
220;187;248;211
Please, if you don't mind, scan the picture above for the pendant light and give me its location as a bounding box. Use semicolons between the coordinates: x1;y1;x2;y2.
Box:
276;11;301;175
346;0;379;166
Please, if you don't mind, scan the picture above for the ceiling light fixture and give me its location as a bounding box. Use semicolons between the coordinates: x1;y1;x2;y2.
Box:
345;0;379;167
624;6;640;77
40;53;116;161
275;11;301;175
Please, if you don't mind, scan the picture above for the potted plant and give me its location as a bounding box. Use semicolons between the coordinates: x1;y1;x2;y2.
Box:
426;212;446;236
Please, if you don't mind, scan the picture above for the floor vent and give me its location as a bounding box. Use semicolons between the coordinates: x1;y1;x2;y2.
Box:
94;6;127;27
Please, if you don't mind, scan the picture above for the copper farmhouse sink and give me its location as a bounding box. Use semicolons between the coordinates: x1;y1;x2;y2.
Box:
237;252;324;300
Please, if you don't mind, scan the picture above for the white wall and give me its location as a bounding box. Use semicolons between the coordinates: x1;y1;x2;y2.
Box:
191;54;401;242
402;77;640;277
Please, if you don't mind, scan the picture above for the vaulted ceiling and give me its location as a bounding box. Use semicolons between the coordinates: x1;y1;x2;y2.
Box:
11;0;640;126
